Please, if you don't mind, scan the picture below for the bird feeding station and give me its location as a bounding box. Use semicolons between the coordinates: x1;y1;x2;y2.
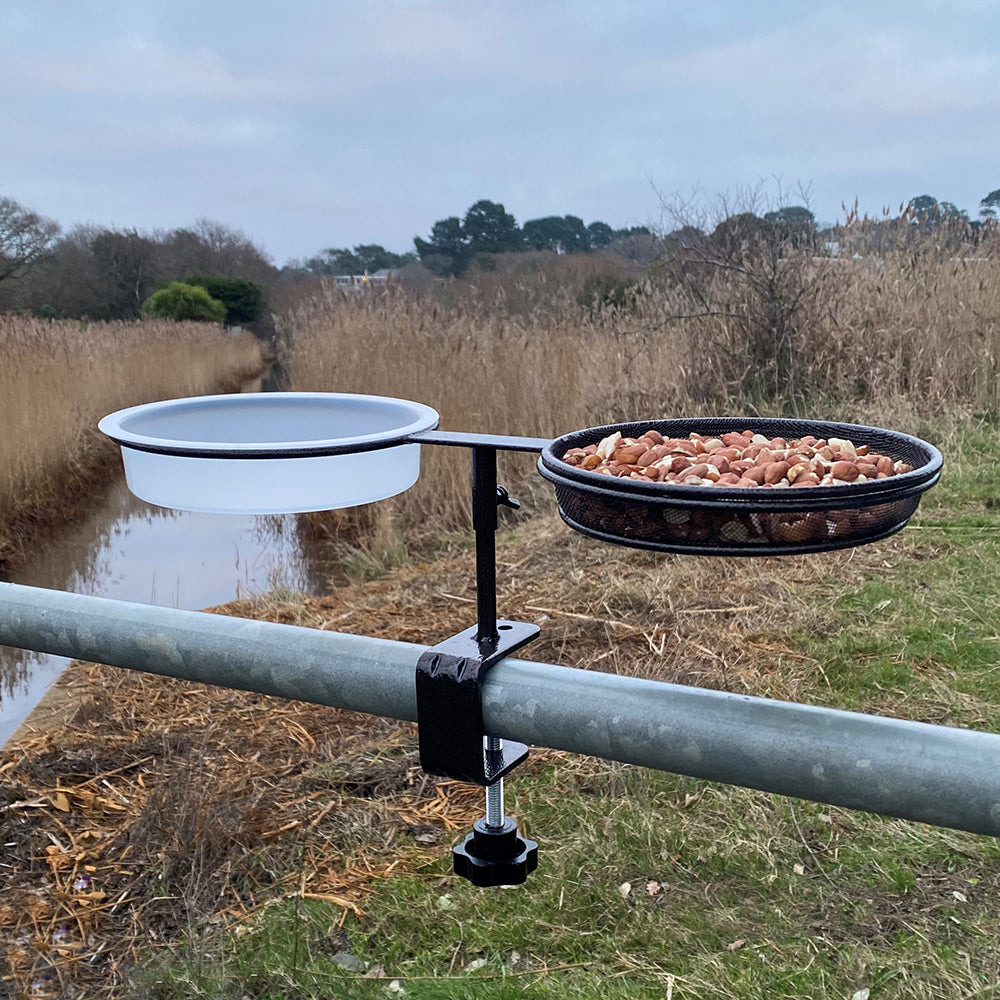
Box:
99;393;943;886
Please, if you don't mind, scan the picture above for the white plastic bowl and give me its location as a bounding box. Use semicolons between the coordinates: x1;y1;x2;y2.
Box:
98;392;440;514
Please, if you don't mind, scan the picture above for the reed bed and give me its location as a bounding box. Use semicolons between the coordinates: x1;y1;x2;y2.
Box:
665;251;1000;418
283;279;602;544
283;247;1000;553
0;316;265;567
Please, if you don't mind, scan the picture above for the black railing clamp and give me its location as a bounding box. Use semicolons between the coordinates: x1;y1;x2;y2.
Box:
415;620;540;885
415;445;541;885
415;620;538;785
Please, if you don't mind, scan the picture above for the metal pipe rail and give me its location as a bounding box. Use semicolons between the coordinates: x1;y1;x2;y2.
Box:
2;580;1000;837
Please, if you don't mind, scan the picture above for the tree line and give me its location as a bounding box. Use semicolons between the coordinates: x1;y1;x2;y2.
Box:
282;200;654;281
0;193;656;321
3;187;998;324
655;190;1000;263
0;201;277;328
411;199;651;276
285;190;1000;287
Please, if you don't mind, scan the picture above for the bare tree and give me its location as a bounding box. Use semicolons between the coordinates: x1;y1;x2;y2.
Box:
27;224;106;316
0;197;60;287
646;182;827;411
162;219;275;289
89;228;161;319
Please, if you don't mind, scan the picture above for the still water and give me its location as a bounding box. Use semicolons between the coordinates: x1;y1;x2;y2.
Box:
0;366;328;747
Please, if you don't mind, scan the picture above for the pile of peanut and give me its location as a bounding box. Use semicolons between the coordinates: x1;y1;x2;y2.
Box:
560;428;914;488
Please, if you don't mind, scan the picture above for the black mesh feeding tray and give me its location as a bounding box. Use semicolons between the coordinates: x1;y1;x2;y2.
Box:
538;417;942;556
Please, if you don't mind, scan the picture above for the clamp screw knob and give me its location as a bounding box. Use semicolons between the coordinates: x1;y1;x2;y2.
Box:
452;818;539;887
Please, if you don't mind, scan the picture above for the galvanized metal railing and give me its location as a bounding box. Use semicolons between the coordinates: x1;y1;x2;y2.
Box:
3;580;1000;837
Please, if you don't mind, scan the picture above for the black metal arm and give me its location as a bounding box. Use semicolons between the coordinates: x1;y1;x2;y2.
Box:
408;429;551;454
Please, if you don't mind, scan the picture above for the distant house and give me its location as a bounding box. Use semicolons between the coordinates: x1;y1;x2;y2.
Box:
330;269;397;291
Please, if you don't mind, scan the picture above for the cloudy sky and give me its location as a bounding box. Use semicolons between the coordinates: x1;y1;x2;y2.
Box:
3;0;999;265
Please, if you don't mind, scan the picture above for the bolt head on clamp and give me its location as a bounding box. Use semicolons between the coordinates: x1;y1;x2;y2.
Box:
452;818;539;887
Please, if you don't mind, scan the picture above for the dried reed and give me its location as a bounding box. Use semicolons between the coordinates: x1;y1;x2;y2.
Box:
282;247;1000;551
0;316;265;566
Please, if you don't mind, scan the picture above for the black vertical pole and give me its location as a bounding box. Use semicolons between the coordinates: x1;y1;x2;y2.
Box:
422;444;541;883
471;446;499;648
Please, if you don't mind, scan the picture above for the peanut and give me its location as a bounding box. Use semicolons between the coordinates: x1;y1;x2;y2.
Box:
764;461;791;484
560;430;915;506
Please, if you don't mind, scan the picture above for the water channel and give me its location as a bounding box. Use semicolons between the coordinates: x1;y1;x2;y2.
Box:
0;364;330;747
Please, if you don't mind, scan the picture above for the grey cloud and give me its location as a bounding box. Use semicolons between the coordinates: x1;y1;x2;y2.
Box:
3;0;999;262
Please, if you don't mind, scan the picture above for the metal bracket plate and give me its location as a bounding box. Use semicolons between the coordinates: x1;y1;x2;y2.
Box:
415;620;540;785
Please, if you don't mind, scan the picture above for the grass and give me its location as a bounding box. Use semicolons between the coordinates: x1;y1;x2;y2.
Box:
117;418;1000;1000
782;422;1000;724
138;771;1000;998
0;314;266;569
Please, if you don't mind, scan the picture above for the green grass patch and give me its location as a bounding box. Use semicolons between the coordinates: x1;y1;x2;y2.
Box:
781;423;1000;729
137;765;1000;998
135;421;1000;999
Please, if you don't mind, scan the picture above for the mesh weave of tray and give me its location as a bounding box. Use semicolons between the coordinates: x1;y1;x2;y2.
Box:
537;418;942;556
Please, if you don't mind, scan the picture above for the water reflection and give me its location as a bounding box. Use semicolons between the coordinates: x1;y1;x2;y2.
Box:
0;361;324;747
0;477;327;745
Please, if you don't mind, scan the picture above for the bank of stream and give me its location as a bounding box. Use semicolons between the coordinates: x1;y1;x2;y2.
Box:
0;364;332;747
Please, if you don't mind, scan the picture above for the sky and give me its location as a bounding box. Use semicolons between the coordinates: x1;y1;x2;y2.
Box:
3;0;999;266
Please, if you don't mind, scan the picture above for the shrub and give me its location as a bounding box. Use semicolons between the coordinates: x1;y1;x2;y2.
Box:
184;273;265;326
143;282;227;323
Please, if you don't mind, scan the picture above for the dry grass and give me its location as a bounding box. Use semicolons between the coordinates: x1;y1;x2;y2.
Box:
0;670;441;998
671;250;1000;416
281;280;600;544
0;507;852;998
282;248;1000;562
0;315;266;568
4;503;989;998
